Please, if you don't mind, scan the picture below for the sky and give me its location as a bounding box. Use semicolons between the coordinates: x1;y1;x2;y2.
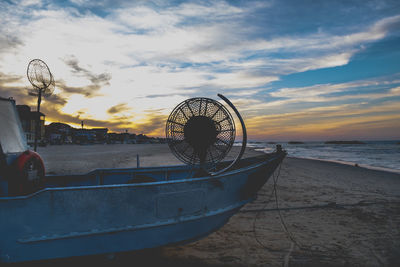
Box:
0;0;399;141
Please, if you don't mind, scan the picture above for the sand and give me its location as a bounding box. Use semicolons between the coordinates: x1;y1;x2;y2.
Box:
37;144;262;175
33;144;400;266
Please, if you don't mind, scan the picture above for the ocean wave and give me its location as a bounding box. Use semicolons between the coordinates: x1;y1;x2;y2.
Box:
247;141;400;173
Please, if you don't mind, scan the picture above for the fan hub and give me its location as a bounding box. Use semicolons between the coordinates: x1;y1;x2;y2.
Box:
184;116;217;151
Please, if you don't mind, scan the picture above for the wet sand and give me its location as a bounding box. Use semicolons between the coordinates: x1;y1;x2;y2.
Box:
32;144;400;266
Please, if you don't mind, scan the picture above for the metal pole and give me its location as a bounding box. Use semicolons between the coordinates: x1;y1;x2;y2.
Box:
136;154;140;168
34;91;42;152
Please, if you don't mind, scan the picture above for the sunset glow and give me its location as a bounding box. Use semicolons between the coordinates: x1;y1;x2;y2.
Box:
0;0;399;140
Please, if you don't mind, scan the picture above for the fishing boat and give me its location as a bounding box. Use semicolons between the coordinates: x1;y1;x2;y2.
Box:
0;95;286;263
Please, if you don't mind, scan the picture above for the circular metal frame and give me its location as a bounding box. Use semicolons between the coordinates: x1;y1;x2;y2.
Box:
166;97;235;166
27;59;53;95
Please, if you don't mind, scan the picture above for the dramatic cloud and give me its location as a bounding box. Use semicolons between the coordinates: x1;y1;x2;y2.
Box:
64;57;112;85
107;103;131;114
246;101;400;141
0;0;399;139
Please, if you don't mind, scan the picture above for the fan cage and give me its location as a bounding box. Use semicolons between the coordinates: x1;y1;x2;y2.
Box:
27;59;52;91
166;97;235;166
28;73;55;97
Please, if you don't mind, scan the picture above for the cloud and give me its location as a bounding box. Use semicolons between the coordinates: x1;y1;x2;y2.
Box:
391;86;400;93
205;72;278;89
41;105;130;129
245;101;400;140
0;0;399;139
107;103;131;114
0;71;70;126
64;57;111;83
0;71;37;105
19;0;42;7
64;57;112;85
0;34;23;55
229;74;400;123
56;82;104;98
41;103;167;135
0;72;22;85
132;112;167;136
255;75;400;108
111;6;179;31
44;93;67;106
54;56;112;97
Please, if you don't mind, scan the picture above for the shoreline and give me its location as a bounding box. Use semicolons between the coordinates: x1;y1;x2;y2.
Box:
287;155;400;175
37;143;400;175
248;141;400;175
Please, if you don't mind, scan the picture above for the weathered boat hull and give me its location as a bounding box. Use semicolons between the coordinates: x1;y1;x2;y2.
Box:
0;152;285;263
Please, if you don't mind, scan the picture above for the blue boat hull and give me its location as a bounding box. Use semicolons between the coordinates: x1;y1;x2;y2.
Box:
0;153;285;263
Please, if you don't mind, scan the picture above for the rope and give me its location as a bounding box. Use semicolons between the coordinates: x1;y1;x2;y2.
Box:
242;200;400;213
252;162;281;252
284;242;295;267
250;159;400;267
271;162;304;250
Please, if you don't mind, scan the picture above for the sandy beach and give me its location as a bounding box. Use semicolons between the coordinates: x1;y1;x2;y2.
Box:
37;144;264;175
32;144;400;266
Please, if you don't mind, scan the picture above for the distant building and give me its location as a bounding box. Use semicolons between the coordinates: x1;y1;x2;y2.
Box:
16;105;45;145
91;128;108;143
45;123;108;145
74;128;108;144
106;132;123;144
14;105;159;146
45;122;73;144
136;134;151;144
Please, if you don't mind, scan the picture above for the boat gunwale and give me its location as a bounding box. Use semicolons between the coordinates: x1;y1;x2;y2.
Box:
0;153;283;201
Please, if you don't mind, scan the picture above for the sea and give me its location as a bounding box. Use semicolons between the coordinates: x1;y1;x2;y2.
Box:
236;140;400;173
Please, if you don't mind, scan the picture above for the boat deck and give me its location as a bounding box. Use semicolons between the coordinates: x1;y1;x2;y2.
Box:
42;154;275;189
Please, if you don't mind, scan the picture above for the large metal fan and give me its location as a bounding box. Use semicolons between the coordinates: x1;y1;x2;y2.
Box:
166;94;247;175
